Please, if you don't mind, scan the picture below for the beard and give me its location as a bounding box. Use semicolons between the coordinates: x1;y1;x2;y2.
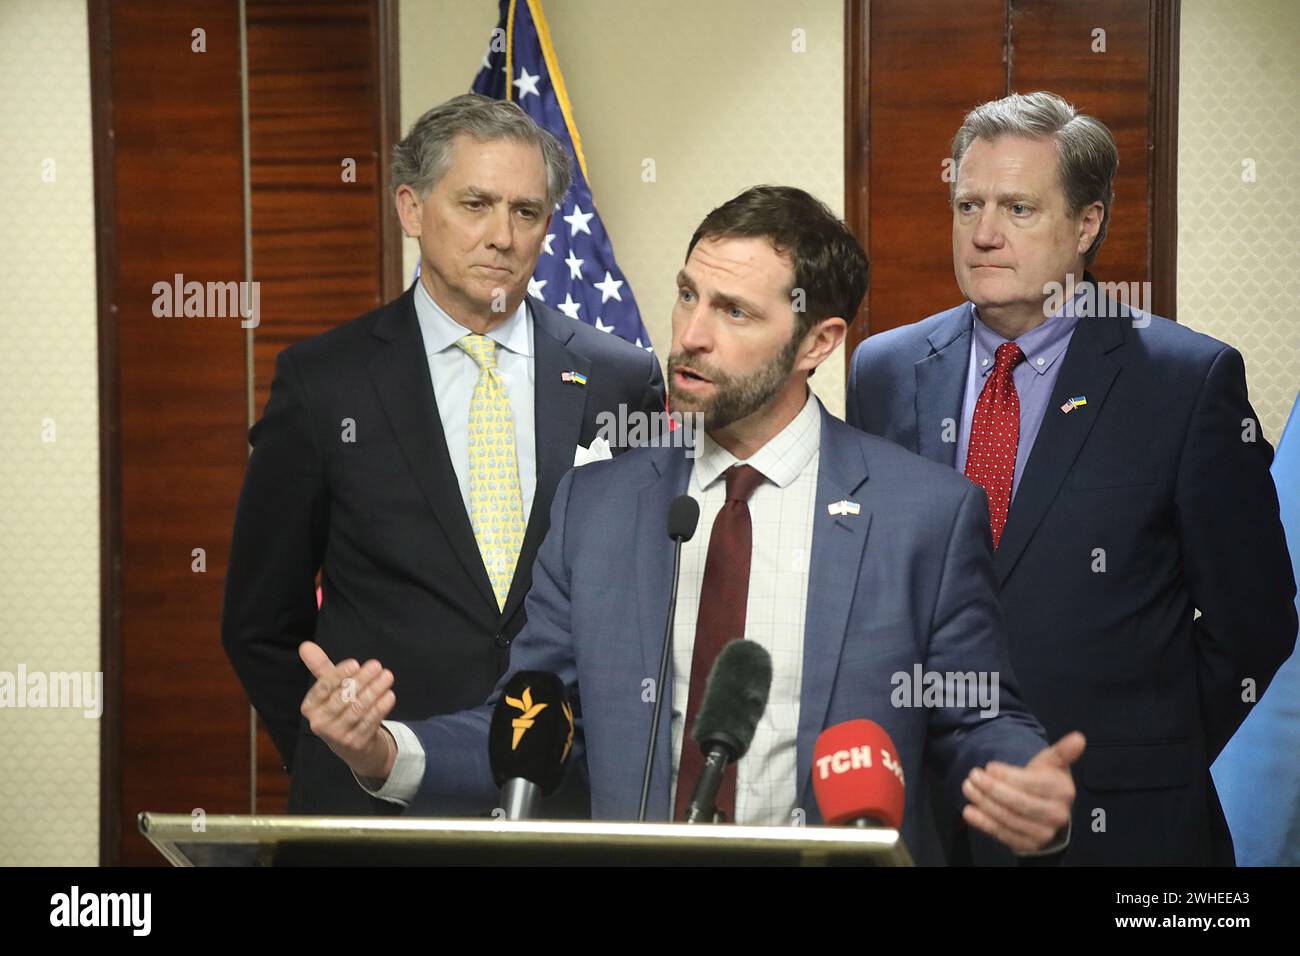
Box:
667;332;801;432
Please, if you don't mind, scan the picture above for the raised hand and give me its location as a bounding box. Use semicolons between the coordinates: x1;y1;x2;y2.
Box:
298;641;397;782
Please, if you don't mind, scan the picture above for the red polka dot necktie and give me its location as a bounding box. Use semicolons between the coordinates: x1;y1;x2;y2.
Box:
965;342;1025;549
674;464;764;823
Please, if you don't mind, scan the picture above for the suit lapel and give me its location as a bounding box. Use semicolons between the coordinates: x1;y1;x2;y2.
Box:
914;305;974;466
994;311;1125;584
366;287;498;619
634;447;692;818
796;411;873;804
501;300;592;624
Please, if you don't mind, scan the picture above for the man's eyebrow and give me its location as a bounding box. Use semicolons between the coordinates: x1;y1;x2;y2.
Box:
953;190;1042;205
676;271;765;316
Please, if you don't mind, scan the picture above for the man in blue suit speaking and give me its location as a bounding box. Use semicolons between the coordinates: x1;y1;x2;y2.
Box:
297;185;1083;862
847;92;1296;864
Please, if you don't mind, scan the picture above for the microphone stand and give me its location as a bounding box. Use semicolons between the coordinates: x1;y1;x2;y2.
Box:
637;538;685;822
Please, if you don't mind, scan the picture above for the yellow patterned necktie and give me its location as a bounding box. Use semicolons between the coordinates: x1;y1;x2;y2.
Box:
457;332;526;611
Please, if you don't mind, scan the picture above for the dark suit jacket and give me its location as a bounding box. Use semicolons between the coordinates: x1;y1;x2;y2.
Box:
847;281;1297;864
221;284;665;814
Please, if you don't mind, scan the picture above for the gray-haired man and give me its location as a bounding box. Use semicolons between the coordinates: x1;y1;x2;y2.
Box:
848;91;1295;864
221;94;665;815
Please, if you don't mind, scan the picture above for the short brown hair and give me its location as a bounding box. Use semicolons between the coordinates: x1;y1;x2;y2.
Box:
686;185;869;338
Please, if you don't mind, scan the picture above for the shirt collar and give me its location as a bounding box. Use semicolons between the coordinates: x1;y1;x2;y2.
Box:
971;288;1081;378
413;279;532;358
692;389;822;493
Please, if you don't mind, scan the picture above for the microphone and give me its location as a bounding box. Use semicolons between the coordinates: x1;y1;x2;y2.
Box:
811;720;906;829
637;495;700;821
488;670;575;820
683;640;773;824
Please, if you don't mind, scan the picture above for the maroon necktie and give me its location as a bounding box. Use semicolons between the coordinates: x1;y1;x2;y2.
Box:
673;464;764;823
964;342;1025;549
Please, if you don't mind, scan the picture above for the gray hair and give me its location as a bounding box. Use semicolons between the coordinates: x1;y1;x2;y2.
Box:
391;93;573;208
950;91;1118;266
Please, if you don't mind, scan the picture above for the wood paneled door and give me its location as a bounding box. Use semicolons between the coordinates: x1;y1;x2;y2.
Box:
91;0;401;865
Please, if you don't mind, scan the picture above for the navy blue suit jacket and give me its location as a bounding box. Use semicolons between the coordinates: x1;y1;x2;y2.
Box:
398;405;1051;863
848;287;1297;864
221;284;664;814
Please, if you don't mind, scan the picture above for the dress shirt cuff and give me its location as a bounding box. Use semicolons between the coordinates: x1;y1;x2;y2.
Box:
352;720;425;807
1015;818;1071;857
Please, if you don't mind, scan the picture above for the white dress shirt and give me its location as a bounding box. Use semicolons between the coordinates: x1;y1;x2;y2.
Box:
412;279;537;524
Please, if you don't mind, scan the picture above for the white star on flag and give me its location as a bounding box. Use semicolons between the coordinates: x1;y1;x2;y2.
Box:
563;205;594;237
541;233;556;255
564;250;585;281
527;277;547;301
594;317;615;333
513;66;541;99
635;338;654;353
593;271;624;303
557;292;582;320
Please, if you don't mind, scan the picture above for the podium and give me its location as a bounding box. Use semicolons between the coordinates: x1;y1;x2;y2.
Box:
138;812;912;866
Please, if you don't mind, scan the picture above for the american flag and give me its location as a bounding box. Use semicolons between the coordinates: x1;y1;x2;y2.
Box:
469;0;653;352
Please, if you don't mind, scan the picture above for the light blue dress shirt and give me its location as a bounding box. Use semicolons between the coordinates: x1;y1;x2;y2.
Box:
411;280;537;525
955;292;1083;502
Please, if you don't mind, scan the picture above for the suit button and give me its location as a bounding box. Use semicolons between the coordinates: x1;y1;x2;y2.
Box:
495;633;511;649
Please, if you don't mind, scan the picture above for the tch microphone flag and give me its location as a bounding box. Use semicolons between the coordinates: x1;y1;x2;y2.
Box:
469;0;653;351
1212;393;1300;865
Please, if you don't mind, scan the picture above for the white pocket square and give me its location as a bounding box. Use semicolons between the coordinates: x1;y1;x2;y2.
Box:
574;436;613;467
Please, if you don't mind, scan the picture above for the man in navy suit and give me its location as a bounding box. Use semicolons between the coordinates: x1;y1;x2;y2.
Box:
297;185;1084;863
848;91;1297;864
221;95;663;815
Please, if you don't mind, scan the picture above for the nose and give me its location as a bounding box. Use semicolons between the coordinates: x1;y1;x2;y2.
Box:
675;306;713;355
484;205;513;252
971;207;1003;250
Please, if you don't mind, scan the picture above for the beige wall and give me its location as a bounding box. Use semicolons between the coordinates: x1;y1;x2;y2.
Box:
1179;0;1300;444
400;0;847;414
0;0;100;865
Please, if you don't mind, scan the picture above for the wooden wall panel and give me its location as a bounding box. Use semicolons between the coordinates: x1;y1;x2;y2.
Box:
849;0;1007;351
95;0;251;866
1010;0;1152;296
245;0;397;813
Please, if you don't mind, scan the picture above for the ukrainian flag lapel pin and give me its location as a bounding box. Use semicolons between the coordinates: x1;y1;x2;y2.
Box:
1060;394;1088;414
561;370;588;387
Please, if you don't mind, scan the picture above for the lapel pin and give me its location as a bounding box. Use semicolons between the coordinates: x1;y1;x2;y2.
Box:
561;370;588;387
828;500;861;517
1060;394;1087;414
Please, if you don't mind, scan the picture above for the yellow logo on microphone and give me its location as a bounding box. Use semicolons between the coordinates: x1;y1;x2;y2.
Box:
505;687;548;749
561;699;575;762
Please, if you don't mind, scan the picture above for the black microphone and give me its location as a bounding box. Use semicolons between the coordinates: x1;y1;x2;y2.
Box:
488;671;575;820
683;640;773;824
637;494;700;821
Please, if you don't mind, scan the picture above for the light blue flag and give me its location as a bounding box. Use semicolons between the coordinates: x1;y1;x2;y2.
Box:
1212;390;1300;865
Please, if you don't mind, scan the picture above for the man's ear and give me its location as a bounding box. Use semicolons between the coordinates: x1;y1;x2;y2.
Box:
797;316;848;374
395;184;422;238
1076;200;1104;257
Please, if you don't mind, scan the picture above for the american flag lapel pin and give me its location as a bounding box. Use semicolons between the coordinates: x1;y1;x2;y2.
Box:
1061;394;1087;414
561;370;588;387
827;499;861;517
